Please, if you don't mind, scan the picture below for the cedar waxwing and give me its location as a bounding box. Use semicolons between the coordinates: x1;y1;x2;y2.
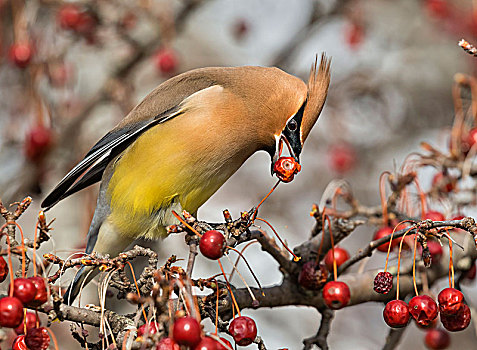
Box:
42;54;331;304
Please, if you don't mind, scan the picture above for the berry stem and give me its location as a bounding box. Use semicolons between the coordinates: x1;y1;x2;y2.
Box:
171;211;202;238
447;232;454;289
215;280;219;335
379;171;391;225
227;246;264;295
224;253;258;303
46;327;60;350
3;225;15;298
255;217;300;261
412;234;419;296
229;240;258;280
14;222;26;278
396;227;414;300
218;259;241;317
316;209;327;261
126;261;148;323
252;180;280;221
33;219;39;277
324;215;337;281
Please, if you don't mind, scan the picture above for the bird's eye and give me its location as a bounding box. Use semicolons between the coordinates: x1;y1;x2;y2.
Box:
287;119;297;131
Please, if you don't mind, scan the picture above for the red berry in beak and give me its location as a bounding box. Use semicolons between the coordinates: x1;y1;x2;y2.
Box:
273;156;301;182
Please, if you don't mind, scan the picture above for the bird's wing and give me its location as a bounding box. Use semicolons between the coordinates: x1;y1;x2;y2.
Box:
41;107;183;210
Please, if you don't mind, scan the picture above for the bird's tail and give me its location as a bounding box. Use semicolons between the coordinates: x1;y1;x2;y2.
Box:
63;265;99;305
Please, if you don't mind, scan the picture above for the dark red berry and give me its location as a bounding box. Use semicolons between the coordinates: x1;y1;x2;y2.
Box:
344;22;364;49
24;126;53;163
273;156;301;183
58;4;81;29
432;172;455;193
228;316;257;346
156;337;180;350
199;230;226;260
427;240;443;264
373;272;393;294
328;143;356;174
10;278;37;304
217;337;233;350
438;288;464;316
298;262;328;290
425;0;450;19
0;256;8;282
467;128;477;150
374;227;399;252
138;321;160;336
0;296;24;328
324;247;349;270
423;211;445;221
440;304;471;332
409;295;439;326
12;335;28;350
25;327;50;350
322;281;350;310
172;316;201;347
27;276;48;307
425;329;450;349
383;300;410;328
8;43;33;69
232;19;249;40
15;311;38;335
154;48;178;75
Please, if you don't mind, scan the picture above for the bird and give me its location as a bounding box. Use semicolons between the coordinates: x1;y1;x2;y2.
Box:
41;54;331;304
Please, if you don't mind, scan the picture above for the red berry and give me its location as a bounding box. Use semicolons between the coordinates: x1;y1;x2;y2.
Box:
432;172;455;193
25;327;50;350
383;300;410;328
199;230;226;260
138;321;160;336
15;311;38;335
374;227;399;252
427;240;443;264
423;211;445;221
424;329;450;349
193;336;219;350
75;12;97;41
12;335;28;350
10;278;37;304
438;288;464;316
228;316;257;346
409;295;439;326
24;126;53;163
440;304;471;332
344;22;364;49
328;143;356;174
27;276;48;307
217;337;233;350
298;262;328;290
322;281;350;310
156;337;180;350
8;43;33;69
0;296;24;328
273;156;301;183
58;4;81;30
467;128;477;150
154;48;178;75
0;256;8;282
373;271;393;294
324;247;349;270
232;19;249;40
172;316;201;347
425;0;450;19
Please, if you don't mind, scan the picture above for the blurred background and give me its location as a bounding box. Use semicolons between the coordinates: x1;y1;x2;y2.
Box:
0;0;477;349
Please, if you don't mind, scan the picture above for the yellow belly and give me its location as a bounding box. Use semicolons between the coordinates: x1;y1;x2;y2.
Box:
107;114;247;239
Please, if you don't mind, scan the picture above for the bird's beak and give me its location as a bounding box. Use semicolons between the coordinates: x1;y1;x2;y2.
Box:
270;134;301;175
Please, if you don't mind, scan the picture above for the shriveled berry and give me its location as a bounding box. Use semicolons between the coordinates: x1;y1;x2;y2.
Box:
438;288;464;316
440;304;471;332
229;316;257;346
25;327;50;350
12;335;28;350
298;262;328;290
424;329;450;349
27;276;48;307
322;281;350;310
0;296;24;328
383;300;410;328
324;247;349;270
273;156;301;183
15;311;38;335
409;295;439;326
199;230;226;260
172;316;201;347
374;272;393;294
156;337;180;350
0;256;8;282
10;278;37;304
